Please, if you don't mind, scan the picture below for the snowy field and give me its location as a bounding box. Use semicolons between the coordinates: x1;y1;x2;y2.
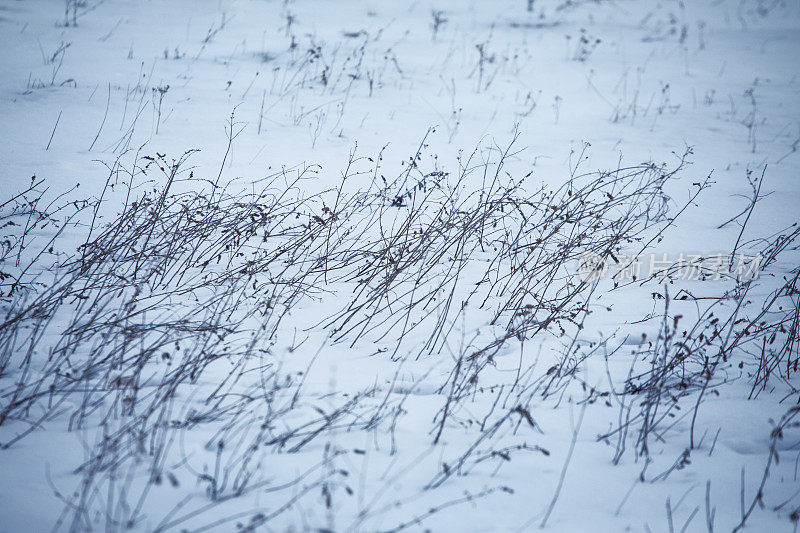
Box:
1;0;799;531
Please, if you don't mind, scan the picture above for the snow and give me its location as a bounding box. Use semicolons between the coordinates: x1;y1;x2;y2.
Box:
0;0;799;531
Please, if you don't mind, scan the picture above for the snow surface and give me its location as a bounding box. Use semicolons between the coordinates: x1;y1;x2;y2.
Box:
0;0;799;531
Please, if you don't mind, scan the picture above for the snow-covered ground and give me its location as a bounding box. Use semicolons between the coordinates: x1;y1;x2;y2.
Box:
1;1;799;531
